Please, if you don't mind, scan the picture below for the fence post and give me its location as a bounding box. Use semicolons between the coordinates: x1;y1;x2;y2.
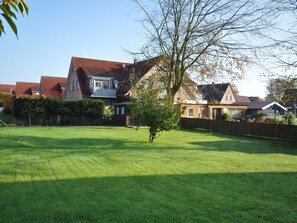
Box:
210;119;213;132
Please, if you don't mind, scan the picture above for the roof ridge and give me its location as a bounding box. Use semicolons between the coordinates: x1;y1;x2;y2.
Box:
72;56;132;65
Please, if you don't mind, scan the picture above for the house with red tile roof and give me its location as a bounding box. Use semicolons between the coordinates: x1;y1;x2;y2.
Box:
15;82;40;98
40;76;67;98
0;84;15;94
65;56;201;106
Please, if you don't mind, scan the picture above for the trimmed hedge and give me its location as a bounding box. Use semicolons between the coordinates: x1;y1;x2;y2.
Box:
13;98;104;126
0;93;14;114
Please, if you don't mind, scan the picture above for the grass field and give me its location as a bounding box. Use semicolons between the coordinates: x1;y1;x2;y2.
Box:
0;126;296;223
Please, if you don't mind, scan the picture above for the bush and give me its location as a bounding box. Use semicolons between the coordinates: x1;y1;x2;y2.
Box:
284;111;297;125
264;115;286;125
13;98;104;125
0;93;14;114
221;112;231;121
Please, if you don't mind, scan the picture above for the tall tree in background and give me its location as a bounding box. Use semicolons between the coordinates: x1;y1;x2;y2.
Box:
0;0;28;37
259;0;297;80
265;78;297;103
134;0;278;100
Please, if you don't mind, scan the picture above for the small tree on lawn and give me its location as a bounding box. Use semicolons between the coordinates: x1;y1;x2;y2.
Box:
130;71;180;143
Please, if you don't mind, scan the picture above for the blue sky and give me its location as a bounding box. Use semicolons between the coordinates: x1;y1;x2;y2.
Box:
0;0;268;97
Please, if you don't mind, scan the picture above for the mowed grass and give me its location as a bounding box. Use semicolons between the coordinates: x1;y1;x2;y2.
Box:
0;126;296;223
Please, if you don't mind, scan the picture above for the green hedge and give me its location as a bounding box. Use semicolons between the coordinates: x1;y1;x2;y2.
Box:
0;93;14;114
13;98;105;125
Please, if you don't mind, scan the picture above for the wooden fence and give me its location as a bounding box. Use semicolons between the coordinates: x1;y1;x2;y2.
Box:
180;118;297;141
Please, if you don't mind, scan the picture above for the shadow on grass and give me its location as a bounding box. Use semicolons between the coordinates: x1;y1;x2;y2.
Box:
0;172;296;223
188;139;297;155
181;128;297;155
1;129;296;157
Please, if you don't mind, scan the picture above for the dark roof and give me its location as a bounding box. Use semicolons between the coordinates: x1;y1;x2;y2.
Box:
0;84;15;94
232;101;287;110
235;95;251;103
40;76;67;98
248;96;262;102
15;82;40;98
197;83;230;102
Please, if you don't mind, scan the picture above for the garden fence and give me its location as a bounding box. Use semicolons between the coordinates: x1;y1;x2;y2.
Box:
180;118;297;141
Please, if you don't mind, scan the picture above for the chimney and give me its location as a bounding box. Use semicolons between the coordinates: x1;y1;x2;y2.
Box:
134;58;138;64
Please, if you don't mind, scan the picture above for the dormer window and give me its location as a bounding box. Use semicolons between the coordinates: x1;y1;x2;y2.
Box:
94;80;102;89
103;80;109;89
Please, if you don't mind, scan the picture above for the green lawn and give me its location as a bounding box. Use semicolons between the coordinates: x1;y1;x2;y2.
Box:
0;126;296;223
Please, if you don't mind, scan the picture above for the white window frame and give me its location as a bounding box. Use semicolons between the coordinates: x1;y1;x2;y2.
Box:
188;108;194;117
94;80;102;89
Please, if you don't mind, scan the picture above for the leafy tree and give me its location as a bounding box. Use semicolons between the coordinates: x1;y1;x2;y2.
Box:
0;0;28;37
134;0;279;101
130;71;180;143
265;78;296;103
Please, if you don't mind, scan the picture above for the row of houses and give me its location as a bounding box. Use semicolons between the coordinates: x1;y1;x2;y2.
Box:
0;56;288;122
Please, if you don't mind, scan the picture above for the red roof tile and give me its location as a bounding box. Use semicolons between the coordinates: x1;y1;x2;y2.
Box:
15;82;40;98
72;57;133;97
0;84;15;94
40;76;67;98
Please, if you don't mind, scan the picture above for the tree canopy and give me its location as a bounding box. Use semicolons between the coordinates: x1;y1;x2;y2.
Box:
130;71;180;143
134;0;281;99
0;0;28;37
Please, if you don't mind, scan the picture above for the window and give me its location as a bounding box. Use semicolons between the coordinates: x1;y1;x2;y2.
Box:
121;107;125;115
72;81;75;91
76;80;79;90
116;107;120;115
103;80;109;89
68;82;71;92
226;95;228;101
230;95;232;101
188;108;194;117
199;107;205;118
94;80;102;88
110;80;115;89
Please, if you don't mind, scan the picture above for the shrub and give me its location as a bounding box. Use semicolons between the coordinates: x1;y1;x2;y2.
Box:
264;115;286;125
284;111;297;125
0;93;14;114
13;98;104;125
221;112;231;121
